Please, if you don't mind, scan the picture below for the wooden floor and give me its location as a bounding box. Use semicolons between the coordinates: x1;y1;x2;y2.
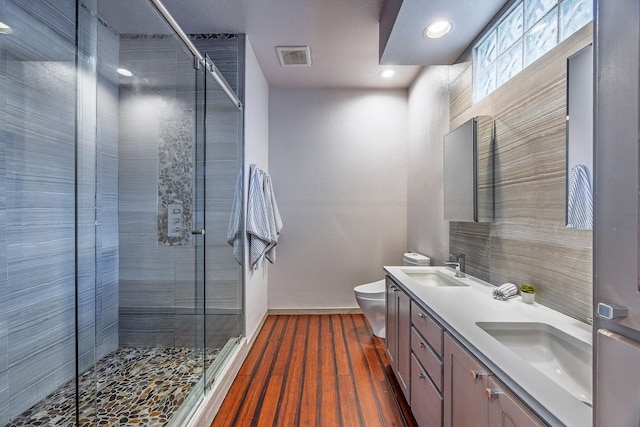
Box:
211;314;408;426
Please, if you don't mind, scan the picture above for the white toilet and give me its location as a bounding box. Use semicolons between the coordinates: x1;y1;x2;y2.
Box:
355;252;431;338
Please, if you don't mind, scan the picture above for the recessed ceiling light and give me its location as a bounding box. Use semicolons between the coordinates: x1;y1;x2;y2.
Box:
117;67;133;77
424;20;452;39
380;69;396;79
0;21;12;35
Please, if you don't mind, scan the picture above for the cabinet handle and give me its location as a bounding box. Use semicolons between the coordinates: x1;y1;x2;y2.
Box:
485;388;503;399
418;312;425;318
419;372;427;379
470;370;488;380
597;302;628;320
419;342;426;348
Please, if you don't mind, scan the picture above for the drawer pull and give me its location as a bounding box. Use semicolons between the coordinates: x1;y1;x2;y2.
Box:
419;342;426;348
418;312;425;318
485;388;503;399
419;372;427;379
470;370;488;380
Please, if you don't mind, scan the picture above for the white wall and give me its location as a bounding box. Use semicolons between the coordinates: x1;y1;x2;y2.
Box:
243;38;269;340
407;66;451;265
268;89;408;310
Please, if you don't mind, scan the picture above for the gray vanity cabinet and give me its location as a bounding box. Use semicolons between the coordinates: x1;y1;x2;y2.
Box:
444;333;544;427
386;276;544;427
386;275;444;426
386;276;411;401
385;277;398;367
444;333;488;427
411;301;444;426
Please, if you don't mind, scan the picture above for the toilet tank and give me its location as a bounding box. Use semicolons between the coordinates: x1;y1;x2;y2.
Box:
403;252;431;266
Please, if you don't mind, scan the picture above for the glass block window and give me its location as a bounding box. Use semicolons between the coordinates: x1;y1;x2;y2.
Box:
473;0;592;103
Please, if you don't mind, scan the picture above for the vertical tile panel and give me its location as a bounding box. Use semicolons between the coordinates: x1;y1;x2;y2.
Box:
5;0;78;417
96;19;120;360
0;2;8;424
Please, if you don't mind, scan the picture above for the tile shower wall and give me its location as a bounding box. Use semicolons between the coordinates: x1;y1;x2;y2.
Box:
117;35;198;347
2;1;77;423
192;34;242;99
448;24;593;321
117;34;244;348
94;17;120;363
0;1;119;423
76;4;120;376
0;0;8;422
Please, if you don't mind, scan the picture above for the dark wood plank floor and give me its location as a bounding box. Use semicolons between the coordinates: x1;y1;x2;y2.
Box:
211;314;408;427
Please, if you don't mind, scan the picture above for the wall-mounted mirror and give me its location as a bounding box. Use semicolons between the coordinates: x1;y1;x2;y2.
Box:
444;116;494;222
566;44;594;230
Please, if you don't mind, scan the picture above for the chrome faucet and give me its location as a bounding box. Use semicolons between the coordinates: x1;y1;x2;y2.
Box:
445;253;466;278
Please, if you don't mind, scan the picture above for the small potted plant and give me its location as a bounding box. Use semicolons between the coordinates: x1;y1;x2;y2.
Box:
520;284;536;304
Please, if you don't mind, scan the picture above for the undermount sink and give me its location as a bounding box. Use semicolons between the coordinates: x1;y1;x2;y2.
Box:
476;322;592;406
400;268;469;287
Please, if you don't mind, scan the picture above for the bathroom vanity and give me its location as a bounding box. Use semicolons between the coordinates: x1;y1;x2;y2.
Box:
384;266;592;427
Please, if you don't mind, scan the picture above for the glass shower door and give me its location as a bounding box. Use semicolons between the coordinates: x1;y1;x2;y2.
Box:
202;57;244;386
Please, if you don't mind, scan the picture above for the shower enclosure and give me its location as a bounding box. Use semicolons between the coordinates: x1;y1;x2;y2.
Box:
0;0;244;425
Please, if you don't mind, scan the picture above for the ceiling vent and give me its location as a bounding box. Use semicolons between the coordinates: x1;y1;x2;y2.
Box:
276;46;312;67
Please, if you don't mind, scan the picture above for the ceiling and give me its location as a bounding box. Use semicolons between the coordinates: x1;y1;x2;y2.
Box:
154;0;508;90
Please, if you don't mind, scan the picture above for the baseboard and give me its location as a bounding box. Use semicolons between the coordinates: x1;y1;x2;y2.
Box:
268;307;363;315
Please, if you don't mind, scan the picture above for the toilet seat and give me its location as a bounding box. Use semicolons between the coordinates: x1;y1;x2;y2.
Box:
354;279;386;299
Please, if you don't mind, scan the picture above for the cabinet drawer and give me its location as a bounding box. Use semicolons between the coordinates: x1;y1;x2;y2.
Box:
411;353;443;427
411;301;443;356
411;326;443;392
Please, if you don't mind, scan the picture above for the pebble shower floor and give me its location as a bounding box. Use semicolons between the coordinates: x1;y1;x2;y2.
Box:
5;347;219;426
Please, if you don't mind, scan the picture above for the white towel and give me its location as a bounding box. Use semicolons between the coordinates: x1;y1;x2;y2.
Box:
227;170;243;263
566;164;593;230
246;164;283;268
492;283;517;300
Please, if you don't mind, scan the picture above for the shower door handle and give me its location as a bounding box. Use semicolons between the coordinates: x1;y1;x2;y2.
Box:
191;229;205;235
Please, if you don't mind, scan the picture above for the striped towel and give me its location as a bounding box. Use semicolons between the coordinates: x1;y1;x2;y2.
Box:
567;164;593;230
492;283;517;300
247;164;283;268
227;170;243;264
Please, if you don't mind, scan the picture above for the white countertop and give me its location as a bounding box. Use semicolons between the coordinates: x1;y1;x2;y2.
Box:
384;266;592;427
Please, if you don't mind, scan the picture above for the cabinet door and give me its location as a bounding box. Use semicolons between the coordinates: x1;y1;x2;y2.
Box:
411;353;443;427
487;378;544;427
397;286;411;401
594;1;640;424
444;333;488;427
385;277;398;368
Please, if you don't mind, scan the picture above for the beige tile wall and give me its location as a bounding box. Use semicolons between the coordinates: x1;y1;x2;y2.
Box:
449;24;593;322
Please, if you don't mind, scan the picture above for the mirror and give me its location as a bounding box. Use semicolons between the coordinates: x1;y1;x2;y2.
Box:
566;44;594;230
443;116;494;222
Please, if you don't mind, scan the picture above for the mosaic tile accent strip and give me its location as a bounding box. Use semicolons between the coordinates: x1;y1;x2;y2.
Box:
120;34;175;40
5;347;219;427
189;34;237;40
157;106;194;246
